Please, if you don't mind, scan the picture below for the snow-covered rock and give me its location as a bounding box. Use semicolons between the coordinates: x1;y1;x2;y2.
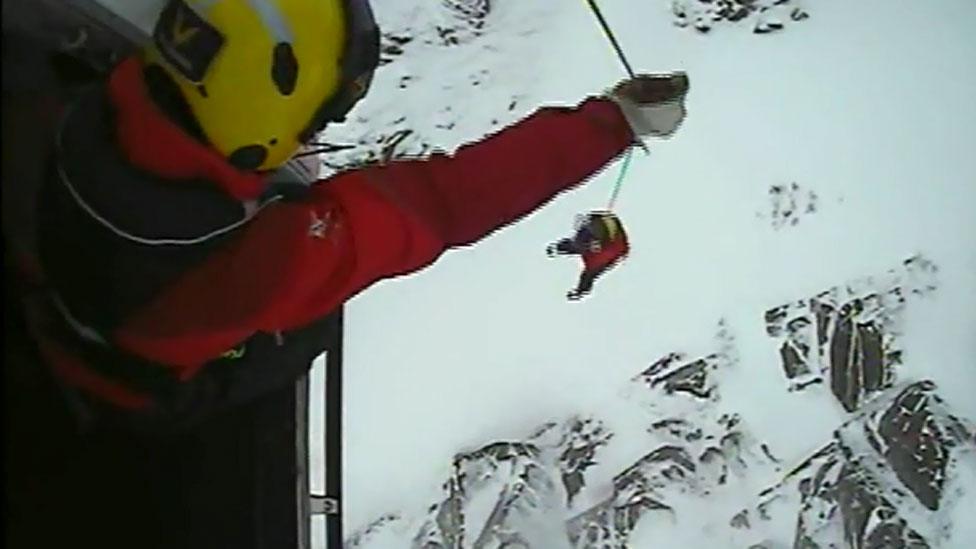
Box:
317;1;557;174
349;324;787;547
671;0;810;35
752;381;975;548
348;323;973;548
764;255;939;411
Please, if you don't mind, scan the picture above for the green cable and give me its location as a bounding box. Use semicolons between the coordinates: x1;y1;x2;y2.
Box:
606;146;634;210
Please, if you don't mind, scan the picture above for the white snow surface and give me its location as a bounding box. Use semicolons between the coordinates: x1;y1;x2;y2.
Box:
303;0;976;546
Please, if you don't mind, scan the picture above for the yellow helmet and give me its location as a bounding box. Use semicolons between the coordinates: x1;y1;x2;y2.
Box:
145;0;379;171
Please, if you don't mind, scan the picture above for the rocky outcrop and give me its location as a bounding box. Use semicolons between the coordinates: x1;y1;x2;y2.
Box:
671;0;810;35
350;310;972;548
751;382;975;548
764;255;939;411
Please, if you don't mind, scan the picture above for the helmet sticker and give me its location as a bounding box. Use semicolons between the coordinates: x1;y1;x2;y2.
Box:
154;0;225;83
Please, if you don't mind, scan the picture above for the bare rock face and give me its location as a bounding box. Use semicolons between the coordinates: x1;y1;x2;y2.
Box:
405;417;624;549
785;445;932;548
545;418;614;507
567;323;779;546
563;414;777;547
764;255;938;412
566;453;678;547
636;320;737;403
863;381;972;512
410;441;559;549
752;381;975;549
637;352;719;401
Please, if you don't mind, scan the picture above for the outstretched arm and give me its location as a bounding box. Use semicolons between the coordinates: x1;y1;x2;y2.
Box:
358;97;634;247
115;98;635;368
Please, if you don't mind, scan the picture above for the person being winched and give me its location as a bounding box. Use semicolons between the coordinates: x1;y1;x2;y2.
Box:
547;211;629;301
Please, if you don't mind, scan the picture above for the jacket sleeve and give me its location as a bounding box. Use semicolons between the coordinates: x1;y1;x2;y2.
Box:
114;97;635;370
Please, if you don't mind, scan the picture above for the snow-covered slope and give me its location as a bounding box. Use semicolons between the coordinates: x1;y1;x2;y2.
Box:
314;0;976;546
316;0;560;175
341;315;975;548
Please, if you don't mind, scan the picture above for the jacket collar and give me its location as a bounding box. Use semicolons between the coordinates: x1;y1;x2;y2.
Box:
108;57;267;201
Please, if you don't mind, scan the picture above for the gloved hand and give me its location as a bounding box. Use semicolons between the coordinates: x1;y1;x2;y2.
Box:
566;290;586;301
606;72;689;139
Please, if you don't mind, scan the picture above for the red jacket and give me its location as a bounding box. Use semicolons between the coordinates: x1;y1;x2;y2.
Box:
98;58;636;377
582;236;630;272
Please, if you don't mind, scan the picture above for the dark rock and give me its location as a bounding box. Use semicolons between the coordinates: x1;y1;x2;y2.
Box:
765;305;788;336
639;353;718;400
556;419;612;505
388;34;414;46
791;8;810;21
756;382;973;548
870;383;955;510
829;303;890;412
381;44;403;56
729;7;750;21
764;258;939;407
835;462;930;548
761;444;781;464
657;359;713;398
640;352;684;379
754;21;782;34
730;509;751;529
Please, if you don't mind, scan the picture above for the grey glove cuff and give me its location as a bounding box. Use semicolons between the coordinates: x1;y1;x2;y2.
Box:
607;93;687;139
